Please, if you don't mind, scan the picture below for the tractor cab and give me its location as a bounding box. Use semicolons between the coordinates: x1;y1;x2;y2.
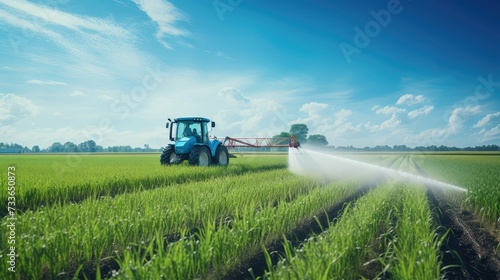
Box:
162;117;228;166
172;118;212;143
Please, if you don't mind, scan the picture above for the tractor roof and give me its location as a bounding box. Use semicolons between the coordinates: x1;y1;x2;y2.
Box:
174;117;211;122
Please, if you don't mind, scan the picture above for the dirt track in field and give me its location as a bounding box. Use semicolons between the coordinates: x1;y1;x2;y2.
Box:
222;185;372;280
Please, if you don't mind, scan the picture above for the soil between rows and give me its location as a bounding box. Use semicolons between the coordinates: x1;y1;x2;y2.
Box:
427;189;500;280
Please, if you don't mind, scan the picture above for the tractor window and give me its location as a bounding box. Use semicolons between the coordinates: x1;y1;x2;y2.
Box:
191;124;202;143
202;122;209;142
176;122;188;139
176;121;202;142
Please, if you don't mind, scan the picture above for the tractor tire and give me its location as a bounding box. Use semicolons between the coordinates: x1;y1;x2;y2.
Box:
213;145;229;165
189;146;211;166
160;146;176;165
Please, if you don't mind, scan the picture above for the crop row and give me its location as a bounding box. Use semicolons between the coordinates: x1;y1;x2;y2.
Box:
337;153;499;225
112;179;361;279
0;155;287;214
261;183;443;279
415;155;500;224
382;185;443;279
0;168;359;279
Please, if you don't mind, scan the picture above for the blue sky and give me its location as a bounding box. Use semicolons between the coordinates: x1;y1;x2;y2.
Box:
1;0;499;148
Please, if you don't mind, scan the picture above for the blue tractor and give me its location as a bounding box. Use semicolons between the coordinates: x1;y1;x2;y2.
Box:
160;117;229;166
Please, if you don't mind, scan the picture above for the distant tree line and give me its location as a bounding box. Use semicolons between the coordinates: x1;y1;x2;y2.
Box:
0;141;161;153
1;133;499;153
330;144;500;152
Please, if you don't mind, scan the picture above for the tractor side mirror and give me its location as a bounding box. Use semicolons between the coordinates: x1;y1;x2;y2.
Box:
166;123;169;128
211;121;215;128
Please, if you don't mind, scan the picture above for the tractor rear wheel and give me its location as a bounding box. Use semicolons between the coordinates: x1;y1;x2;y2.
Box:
213;145;229;165
189;146;211;166
160;146;176;165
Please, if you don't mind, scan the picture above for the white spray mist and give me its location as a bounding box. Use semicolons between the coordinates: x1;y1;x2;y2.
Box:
289;147;467;193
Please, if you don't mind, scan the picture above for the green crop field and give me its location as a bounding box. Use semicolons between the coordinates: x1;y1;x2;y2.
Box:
0;152;499;279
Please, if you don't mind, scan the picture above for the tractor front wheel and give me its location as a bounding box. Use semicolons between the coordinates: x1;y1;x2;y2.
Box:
213;145;229;166
160;146;176;165
189;146;211;166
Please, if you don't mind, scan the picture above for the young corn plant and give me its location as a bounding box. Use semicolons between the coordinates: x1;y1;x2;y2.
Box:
111;181;361;279
383;185;444;280
261;183;399;279
1;169;322;279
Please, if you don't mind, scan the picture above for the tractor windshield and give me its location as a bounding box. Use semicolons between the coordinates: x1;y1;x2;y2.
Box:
176;121;203;142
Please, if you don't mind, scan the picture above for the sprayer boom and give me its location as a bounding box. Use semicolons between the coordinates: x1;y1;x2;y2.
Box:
223;135;300;149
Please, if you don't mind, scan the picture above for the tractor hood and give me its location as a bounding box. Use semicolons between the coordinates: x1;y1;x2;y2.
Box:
175;136;196;154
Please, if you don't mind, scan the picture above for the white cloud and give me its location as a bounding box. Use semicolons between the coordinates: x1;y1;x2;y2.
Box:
375;105;406;115
131;0;189;49
396;94;426;105
473;112;500;128
406;106;481;143
366;113;401;132
474;112;500;142
408;105;434;119
217;87;250;106
0;0;130;37
292;102;329;126
0;93;40;124
299;102;328;116
479;124;500;142
291;103;361;144
334;109;352;126
0;0;154;83
364;104;407;132
329;109;361;135
27;79;67;85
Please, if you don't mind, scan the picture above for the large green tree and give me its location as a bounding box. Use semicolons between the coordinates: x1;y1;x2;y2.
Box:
63;142;78;152
78;140;97;152
308;134;328;146
49;142;64;152
289;124;308;144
